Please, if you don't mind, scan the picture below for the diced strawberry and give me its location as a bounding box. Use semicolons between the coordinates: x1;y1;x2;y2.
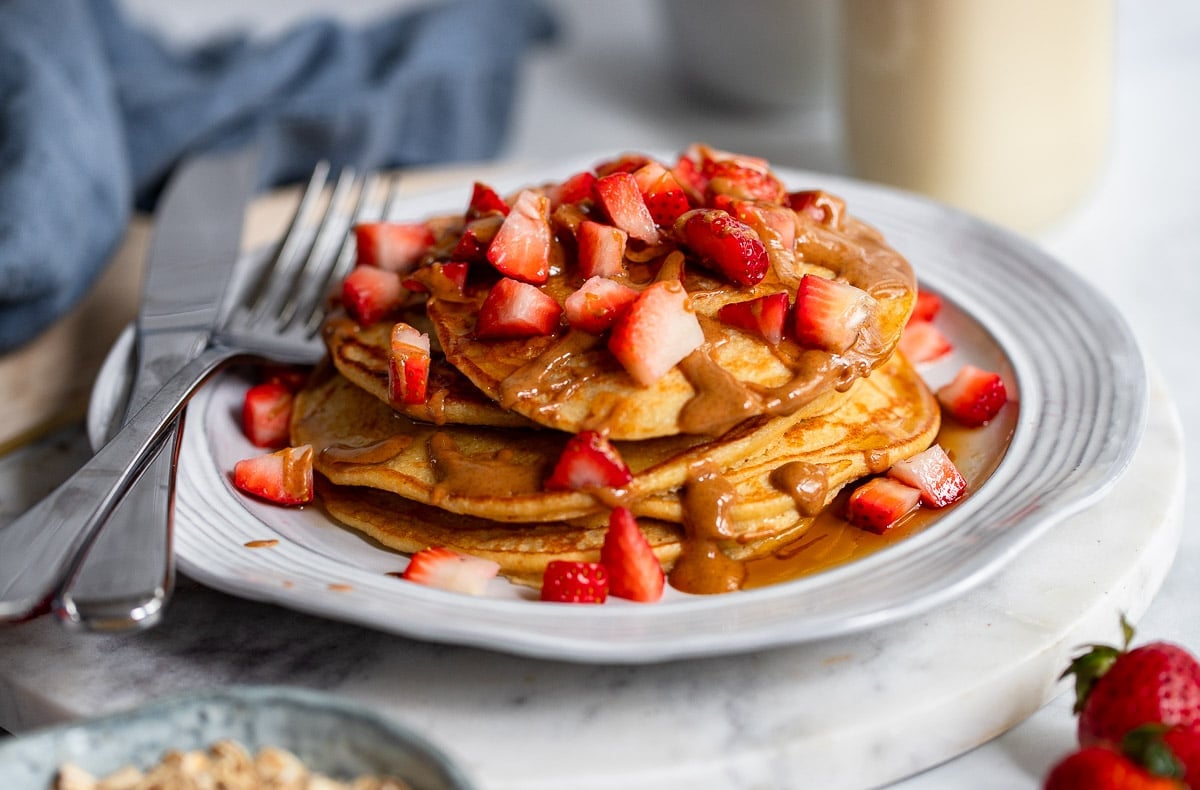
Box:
846;476;922;534
233;444;314;505
486;189;552;284
452;214;504;264
241;382;294;448
540;561;609;604
786;190;845;227
601;507;665;603
564;276;639;334
671;154;707;197
576;220;628;278
716;292;790;345
793;273;876;353
549;170;598;208
936;365;1009;427
402;546;500;595
674;209;769;287
476;277;563;339
342;265;405;325
908;289;943;324
632;161;691;226
354;222;433;274
607;281;705;386
388;322;431;405
898;320;953;364
887;444;967;508
704;159;786;204
594;172;662;245
466;181;509;219
732;201;796;253
685;142;771;175
595;153;652;177
438;261;469;294
544;430;634;491
260;363;309;393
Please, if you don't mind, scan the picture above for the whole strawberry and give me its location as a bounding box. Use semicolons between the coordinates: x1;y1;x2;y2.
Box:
1063;618;1200;747
1043;745;1183;789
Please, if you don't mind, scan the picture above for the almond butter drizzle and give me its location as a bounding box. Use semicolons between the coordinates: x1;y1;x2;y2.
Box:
426;432;546;503
669;461;747;594
769;461;830;517
320;436;415;466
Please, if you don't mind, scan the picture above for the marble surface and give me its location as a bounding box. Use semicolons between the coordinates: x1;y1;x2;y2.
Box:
2;0;1199;788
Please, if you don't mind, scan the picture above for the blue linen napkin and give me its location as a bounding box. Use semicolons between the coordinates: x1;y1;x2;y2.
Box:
0;0;555;352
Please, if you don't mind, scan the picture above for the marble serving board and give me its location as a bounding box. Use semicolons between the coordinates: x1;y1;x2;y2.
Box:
0;372;1182;789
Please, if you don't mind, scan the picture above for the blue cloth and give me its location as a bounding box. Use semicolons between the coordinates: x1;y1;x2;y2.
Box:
0;0;555;352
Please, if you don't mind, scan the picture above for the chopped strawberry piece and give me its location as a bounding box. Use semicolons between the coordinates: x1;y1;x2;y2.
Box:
452;214;504;264
476;277;563;339
908;289;943;324
704;159;786;204
887;444;967;508
402;546;500;595
717;292;790;345
732;201;797;253
260;363;309;393
388;322;431;405
632;161;692;226
898;320;953;364
576;220;628;278
786;190;846;227
936;365;1009;427
564;276;639;334
486;189;552;284
601;507;665;603
354;222;433;274
241;382;294;448
846;476;922;534
594;172;662;245
595;153;652;177
466;181;509;218
671;154;707;197
233;445;314;505
342;265;405;325
540;561;609;604
608;281;705;386
550;170;598;208
674;209;769;287
544;430;634;491
793;274;876;353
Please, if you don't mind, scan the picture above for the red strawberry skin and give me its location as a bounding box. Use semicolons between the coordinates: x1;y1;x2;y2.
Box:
1079;642;1200;747
342;265;404;325
674;209;768;287
233;445;314;505
937;364;1008;427
475;277;563;339
241;382;293;448
886;444;966;508
1043;746;1182;790
716;292;790;345
486;189;552;284
354;221;433;273
846;477;921;534
541;561;609;603
601;507;665;602
544;430;633;491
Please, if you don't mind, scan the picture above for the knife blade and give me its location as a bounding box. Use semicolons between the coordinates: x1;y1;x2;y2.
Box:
53;146;259;630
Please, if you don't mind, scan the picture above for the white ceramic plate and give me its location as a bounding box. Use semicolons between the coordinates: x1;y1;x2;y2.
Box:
90;160;1146;664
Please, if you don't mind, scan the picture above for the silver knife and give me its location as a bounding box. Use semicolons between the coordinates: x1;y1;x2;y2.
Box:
53;146;259;630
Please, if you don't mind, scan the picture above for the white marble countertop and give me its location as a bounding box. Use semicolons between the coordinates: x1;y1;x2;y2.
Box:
2;1;1198;788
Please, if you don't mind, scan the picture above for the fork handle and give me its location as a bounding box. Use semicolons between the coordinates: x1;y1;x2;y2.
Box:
0;345;237;621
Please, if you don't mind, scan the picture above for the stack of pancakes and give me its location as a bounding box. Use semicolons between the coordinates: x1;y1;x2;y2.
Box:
290;147;940;594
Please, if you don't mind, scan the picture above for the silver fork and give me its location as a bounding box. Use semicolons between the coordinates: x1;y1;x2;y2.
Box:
0;163;398;622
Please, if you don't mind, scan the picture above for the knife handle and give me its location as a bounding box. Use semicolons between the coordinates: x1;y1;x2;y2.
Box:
0;345;235;621
53;419;182;630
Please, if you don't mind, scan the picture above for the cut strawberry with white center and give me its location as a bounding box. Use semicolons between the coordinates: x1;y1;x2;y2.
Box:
594;171;662;245
452;214;504;264
793;273;876;353
576;220;628;278
563;276;639;334
486;189;552;284
354;222;433;274
388;322;431;405
544;430;634;491
887;444;967;508
233;445;314;506
607;281;704;386
632;160;691;226
540;560;609;603
549;170;598;209
898;320;953;364
786;190;845;227
936;365;1009;427
908;288;943;324
466;181;509;218
846;476;922;534
475;277;563;339
601;507;665;603
402;546;500;595
717;292;790;345
342;265;405;325
241;382;293;448
732;201;797;254
704;159;786;204
674;209;768;287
